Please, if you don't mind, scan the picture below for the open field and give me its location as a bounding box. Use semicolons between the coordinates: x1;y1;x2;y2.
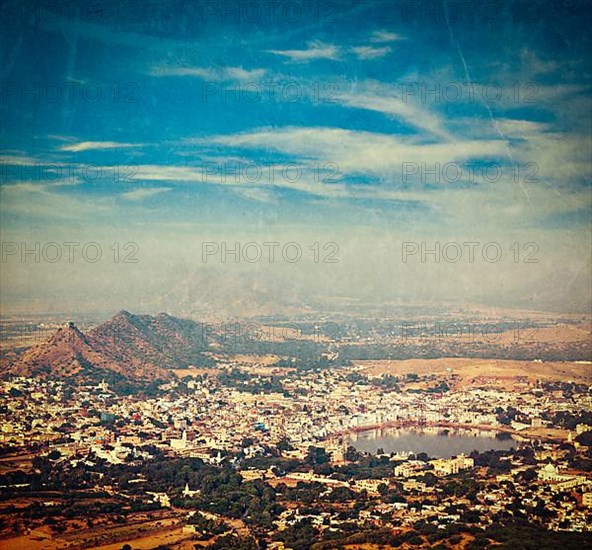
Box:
508;322;590;344
90;525;193;550
468;321;591;346
0;513;190;550
356;358;592;386
230;354;281;365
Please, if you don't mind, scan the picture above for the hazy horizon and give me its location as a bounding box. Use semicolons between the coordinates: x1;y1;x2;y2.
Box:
1;0;591;316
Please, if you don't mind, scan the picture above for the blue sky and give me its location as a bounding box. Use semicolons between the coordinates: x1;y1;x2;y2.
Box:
1;0;591;314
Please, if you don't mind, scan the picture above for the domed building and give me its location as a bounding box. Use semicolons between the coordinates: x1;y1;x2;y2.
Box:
538;463;562;482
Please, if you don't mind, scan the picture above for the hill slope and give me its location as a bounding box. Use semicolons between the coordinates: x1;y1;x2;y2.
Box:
7;311;211;387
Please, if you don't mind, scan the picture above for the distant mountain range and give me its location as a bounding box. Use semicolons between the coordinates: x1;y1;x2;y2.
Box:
6;311;210;388
151;269;315;318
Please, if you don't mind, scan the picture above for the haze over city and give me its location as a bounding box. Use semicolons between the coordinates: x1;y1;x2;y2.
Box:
1;0;590;316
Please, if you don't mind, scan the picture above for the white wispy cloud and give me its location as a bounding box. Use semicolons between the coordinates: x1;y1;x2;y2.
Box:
338;91;452;140
122;187;172;201
510;131;592;187
151;66;266;81
0;153;39;165
351;46;391;60
0;155;83;186
47;134;79;142
204;126;508;178
335;80;454;141
492;119;550;137
520;49;560;76
0;182;46;194
0;183;114;219
132;165;203;181
231;187;278;204
456;116;591;189
131;161;344;198
60;141;142;153
266;41;340;62
370;31;404;43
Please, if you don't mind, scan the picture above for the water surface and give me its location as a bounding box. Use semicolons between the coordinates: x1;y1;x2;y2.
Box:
346;427;518;458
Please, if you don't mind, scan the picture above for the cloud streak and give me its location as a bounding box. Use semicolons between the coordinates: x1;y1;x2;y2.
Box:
202;126;508;179
150;66;266;81
266;41;340;62
60;142;142;153
370;30;404;43
122;187;172;201
351;46;391;60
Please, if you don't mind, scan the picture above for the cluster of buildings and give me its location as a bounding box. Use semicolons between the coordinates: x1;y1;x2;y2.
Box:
1;368;590;460
1;364;591;534
393;454;474;477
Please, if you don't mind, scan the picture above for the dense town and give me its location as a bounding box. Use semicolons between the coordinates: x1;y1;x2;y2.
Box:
1;355;591;549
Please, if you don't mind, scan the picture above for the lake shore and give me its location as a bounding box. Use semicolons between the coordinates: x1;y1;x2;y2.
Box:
326;419;569;445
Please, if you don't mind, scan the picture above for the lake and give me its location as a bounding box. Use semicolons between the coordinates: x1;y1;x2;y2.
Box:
346;426;520;458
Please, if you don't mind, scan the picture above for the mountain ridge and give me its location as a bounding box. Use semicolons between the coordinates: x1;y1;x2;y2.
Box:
6;311;211;386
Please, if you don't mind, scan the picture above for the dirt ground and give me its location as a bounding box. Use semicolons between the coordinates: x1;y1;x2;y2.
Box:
356;357;592;385
0;515;190;550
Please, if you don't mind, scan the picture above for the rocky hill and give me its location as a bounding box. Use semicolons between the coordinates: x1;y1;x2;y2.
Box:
7;311;210;388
